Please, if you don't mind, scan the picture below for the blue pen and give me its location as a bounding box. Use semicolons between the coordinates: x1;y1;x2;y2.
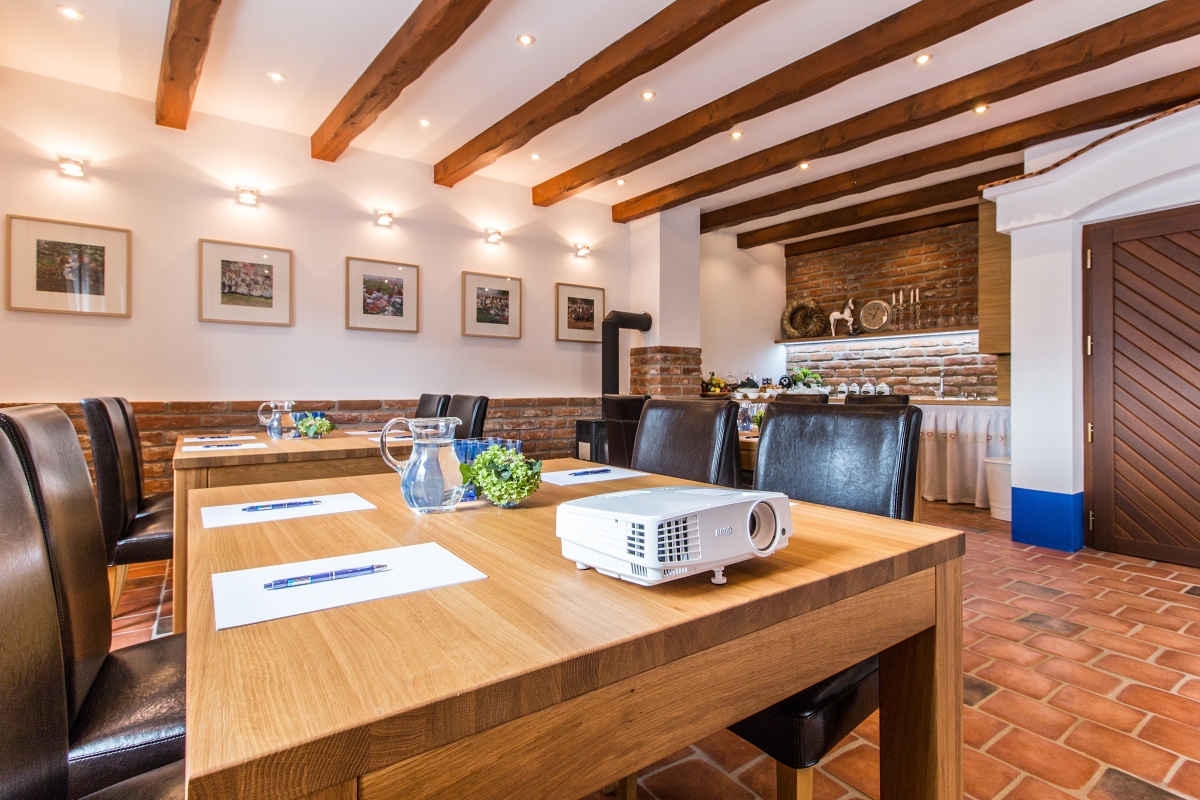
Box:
568;468;612;477
200;443;242;449
192;435;232;440
263;564;387;590
242;500;323;512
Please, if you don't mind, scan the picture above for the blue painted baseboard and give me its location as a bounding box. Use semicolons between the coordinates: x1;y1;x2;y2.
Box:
1011;488;1084;551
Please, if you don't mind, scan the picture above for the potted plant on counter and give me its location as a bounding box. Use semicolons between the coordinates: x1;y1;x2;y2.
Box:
460;445;542;508
788;367;827;394
295;412;335;439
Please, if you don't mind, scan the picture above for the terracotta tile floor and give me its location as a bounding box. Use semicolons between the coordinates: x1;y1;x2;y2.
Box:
118;504;1200;800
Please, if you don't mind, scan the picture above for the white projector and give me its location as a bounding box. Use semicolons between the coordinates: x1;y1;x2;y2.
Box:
556;486;792;586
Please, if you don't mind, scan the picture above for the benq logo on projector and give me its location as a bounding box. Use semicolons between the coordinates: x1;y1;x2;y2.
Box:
714;526;733;537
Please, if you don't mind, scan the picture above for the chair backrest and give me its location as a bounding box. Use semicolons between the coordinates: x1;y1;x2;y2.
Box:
447;395;488;439
81;397;140;562
754;403;922;520
414;393;451;417
844;393;910;405
631;399;740;488
0;405;111;723
0;426;70;800
773;393;829;404
601;394;649;470
115;397;150;500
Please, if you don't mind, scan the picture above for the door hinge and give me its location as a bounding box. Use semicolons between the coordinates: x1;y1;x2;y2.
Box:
1086;248;1092;270
1087;422;1094;443
1086;335;1092;356
1089;510;1094;531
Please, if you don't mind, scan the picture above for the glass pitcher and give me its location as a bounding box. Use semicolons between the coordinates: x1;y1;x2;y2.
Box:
380;417;465;514
257;400;298;440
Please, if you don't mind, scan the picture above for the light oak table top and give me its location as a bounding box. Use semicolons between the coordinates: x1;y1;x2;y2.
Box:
185;458;964;800
172;429;410;469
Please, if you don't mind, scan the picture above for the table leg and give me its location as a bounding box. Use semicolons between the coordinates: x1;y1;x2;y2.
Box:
172;467;207;634
879;557;962;799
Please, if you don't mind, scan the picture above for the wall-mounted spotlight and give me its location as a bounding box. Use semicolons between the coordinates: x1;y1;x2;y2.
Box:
236;186;259;205
58;156;85;178
374;209;394;226
485;228;503;244
574;243;591;258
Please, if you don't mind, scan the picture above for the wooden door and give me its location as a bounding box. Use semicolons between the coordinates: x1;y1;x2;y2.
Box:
1086;205;1200;567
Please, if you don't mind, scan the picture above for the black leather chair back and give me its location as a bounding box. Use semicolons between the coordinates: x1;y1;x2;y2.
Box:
81;398;140;564
0;405;111;723
844;393;910;405
754;403;922;520
631;399;740;488
773;393;829;404
602;394;649;470
0;427;70;800
414;393;450;417
447;395;488;439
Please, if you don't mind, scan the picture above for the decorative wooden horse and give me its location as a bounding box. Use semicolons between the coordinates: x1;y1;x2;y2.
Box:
829;298;855;336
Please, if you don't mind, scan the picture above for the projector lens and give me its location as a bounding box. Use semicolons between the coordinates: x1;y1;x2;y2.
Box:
748;502;777;552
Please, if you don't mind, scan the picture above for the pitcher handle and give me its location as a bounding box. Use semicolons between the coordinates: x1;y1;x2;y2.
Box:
379;417;410;471
257;401;273;425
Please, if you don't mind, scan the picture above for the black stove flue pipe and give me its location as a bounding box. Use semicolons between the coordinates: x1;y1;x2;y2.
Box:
601;311;653;396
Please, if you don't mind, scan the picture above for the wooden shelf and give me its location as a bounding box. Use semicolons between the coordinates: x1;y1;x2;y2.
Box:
774;326;978;345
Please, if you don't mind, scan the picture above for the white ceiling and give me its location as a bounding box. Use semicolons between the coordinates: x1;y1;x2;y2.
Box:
3;0;1198;239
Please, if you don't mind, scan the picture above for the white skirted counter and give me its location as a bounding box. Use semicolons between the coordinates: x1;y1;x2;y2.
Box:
915;402;1011;508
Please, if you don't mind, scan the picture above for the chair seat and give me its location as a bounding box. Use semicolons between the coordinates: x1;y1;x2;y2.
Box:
80;760;184;800
728;656;878;770
136;492;173;519
68;635;186;800
112;510;173;565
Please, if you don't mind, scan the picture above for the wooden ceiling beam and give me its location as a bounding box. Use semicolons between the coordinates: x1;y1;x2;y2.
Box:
616;0;1200;224
737;165;1021;248
155;0;223;130
311;0;493;162
434;0;772;188
783;207;980;258
532;0;1034;206
704;67;1200;231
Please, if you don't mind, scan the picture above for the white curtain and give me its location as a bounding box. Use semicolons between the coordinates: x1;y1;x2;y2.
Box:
916;404;1011;507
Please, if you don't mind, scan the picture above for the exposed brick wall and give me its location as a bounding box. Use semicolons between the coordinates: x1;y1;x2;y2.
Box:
5;397;600;496
786;222;978;329
630;346;703;398
785;332;998;399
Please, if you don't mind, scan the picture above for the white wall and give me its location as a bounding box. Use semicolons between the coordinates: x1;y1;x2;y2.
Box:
0;68;630;402
699;232;786;384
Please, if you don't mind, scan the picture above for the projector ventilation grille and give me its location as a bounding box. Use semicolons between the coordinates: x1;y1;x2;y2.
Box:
626;522;646;558
657;515;699;563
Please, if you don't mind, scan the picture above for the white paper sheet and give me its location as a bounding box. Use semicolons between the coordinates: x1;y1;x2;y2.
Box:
182;443;269;453
182;435;258;442
541;467;648;486
201;492;376;529
344;430;389;435
211;543;487;629
368;434;412;443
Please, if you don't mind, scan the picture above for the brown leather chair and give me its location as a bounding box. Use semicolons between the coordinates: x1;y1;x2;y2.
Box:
844;393;910;405
0;414;183;800
81;398;173;610
0;405;185;800
447;395;489;439
601;394;649;469
728;402;923;799
773;393;830;404
414;393;451;417
630;399;740;488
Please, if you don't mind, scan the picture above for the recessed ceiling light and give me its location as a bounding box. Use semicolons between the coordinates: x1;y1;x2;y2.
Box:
616;179;626;186
267;71;286;82
799;162;810;170
418;119;431;128
914;53;932;65
641;91;656;101
57;6;83;20
530;153;541;161
974;104;989;114
730;130;743;140
517;34;535;46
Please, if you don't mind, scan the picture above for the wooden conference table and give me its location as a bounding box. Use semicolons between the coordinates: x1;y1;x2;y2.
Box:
185;458;965;800
171;430;410;632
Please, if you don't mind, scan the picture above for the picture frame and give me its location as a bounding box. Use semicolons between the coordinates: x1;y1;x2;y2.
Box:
462;271;522;339
346;257;419;333
6;215;131;317
555;282;605;343
199;239;294;327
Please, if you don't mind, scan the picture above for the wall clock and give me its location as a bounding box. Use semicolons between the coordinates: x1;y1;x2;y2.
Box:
858;299;892;333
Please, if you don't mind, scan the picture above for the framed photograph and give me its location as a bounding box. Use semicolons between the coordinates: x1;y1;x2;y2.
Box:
6;215;131;317
555;282;605;343
462;271;522;339
346;257;419;333
199;239;293;326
